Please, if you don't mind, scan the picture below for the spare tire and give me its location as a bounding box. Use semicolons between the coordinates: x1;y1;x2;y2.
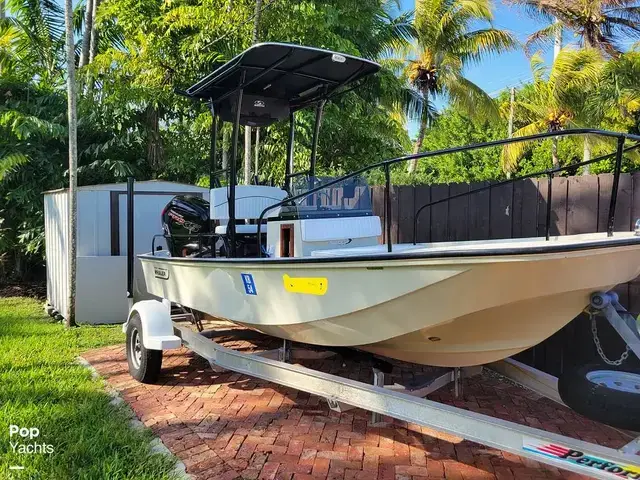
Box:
558;362;640;430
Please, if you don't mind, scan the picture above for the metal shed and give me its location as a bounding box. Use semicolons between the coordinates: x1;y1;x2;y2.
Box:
44;180;207;324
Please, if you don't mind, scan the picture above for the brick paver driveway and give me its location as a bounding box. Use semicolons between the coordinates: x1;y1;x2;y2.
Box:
82;328;632;480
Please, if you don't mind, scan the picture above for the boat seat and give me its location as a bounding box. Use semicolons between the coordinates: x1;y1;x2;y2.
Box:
214;224;262;235
301;216;382;242
210;186;288;222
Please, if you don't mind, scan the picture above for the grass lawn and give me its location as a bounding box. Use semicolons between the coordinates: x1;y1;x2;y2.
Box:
0;297;179;480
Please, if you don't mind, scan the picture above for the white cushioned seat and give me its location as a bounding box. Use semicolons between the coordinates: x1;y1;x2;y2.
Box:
301;216;382;242
210;186;288;221
214;224;261;235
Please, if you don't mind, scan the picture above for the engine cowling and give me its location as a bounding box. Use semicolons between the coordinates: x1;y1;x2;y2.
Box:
161;195;211;257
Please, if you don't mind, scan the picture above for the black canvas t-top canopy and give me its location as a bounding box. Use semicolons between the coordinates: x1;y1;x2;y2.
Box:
183;42;380;126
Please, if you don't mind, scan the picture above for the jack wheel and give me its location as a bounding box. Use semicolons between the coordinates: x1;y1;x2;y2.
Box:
558;362;640;430
126;313;163;384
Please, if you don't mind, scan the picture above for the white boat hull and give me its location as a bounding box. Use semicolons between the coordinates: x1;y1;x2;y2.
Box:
139;232;640;367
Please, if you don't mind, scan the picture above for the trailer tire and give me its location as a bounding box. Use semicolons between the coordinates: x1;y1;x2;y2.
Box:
558;362;640;430
126;313;163;384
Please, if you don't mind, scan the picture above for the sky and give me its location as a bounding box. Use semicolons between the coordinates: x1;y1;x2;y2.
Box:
397;0;551;101
395;0;571;137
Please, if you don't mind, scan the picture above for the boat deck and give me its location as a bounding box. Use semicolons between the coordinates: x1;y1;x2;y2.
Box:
82;325;634;480
311;231;640;258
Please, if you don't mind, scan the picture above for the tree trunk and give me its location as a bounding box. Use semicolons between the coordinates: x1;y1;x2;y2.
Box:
551;137;559;168
553;17;562;60
508;87;515;138
79;0;94;67
242;0;263;186
88;0;100;63
64;0;78;328
146;106;164;175
222;127;229;172
243;126;252;185
582;135;591;175
253;0;262;42
0;1;4;74
254;126;260;181
407;92;429;174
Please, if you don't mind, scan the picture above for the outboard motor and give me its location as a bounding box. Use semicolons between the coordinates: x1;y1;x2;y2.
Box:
162;195;211;257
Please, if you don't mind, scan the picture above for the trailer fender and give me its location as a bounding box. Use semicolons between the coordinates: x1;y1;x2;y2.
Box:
124;300;181;350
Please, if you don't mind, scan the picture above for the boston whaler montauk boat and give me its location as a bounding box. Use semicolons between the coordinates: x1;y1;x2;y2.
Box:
122;43;640;476
131;43;640;367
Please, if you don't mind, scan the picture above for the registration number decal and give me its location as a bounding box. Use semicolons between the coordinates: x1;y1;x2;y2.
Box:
241;273;257;295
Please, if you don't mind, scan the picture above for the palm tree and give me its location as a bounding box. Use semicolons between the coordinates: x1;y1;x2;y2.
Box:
509;0;640;57
404;0;516;173
501;48;604;172
64;0;78;327
2;0;66;84
594;48;640;123
79;0;93;66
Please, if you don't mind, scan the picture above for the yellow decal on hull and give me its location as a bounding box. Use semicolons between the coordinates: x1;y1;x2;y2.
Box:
283;274;328;296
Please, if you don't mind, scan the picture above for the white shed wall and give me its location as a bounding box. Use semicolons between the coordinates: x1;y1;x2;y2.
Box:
45;191;69;320
45;181;207;324
76;190;112;256
76;256;128;324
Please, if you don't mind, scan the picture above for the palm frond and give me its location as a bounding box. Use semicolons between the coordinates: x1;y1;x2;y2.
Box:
445;74;500;121
523;21;562;57
503;0;555;24
515;100;551;122
530;52;548;83
550;47;604;98
500;121;548;172
0;152;29;181
454;28;518;64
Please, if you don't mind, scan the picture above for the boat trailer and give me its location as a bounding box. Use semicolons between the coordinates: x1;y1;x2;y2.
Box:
126;290;640;480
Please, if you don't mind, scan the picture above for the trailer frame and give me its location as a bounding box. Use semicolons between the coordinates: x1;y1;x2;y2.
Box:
123;290;640;480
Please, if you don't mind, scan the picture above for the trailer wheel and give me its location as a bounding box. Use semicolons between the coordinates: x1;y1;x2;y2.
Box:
126;313;163;384
558;362;640;430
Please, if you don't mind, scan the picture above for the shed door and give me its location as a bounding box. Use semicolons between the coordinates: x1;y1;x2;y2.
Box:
116;194;175;255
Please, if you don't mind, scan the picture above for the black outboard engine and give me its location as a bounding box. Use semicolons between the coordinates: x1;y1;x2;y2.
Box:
162;195;211;257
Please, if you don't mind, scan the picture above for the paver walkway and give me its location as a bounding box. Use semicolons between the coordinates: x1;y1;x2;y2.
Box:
82;328;633;480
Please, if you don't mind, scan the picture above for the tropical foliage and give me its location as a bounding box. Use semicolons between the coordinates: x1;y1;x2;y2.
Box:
501;48;605;171
508;0;640;57
2;0;640;280
402;0;516;172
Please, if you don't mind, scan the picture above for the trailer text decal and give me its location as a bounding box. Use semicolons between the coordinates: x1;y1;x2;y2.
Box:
523;438;640;479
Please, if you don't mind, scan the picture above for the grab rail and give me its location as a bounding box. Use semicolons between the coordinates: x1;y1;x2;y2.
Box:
412;138;640;243
255;129;640;256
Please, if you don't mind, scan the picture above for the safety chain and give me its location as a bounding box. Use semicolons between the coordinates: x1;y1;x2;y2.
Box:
588;310;630;366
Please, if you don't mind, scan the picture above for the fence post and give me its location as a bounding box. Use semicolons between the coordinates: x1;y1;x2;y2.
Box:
608;136;625;237
545;173;553;241
384;164;392;252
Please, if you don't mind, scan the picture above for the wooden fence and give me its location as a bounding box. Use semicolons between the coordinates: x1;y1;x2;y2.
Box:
369;173;640;377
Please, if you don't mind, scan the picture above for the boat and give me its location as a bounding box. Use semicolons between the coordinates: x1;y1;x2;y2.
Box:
136;42;640;367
